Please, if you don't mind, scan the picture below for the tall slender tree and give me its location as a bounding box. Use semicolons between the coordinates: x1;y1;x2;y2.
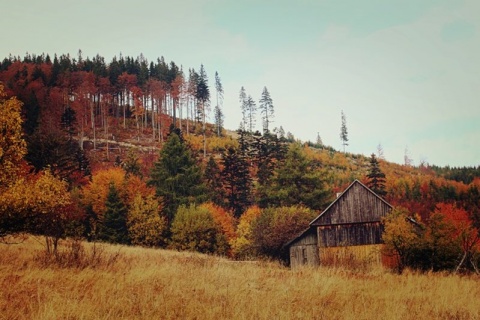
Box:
239;86;248;131
196;64;210;158
214;71;224;136
246;95;257;133
259;86;274;133
340;110;348;152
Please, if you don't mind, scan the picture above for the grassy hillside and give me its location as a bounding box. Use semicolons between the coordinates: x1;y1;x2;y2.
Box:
1;237;479;320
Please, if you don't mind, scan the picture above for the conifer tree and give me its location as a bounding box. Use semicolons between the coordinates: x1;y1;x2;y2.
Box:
205;155;224;206
148;130;207;222
246;95;257;133
239;86;248;130
99;183;129;244
259;86;274;133
214;71;224;136
221;132;252;218
366;153;387;197
259;143;330;210
316;132;323;147
196;64;210;158
213;105;224;137
340;110;349;152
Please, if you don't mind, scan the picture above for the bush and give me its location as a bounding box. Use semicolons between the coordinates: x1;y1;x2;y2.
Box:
251;205;317;261
170;204;229;255
127;194;168;247
231;206;261;259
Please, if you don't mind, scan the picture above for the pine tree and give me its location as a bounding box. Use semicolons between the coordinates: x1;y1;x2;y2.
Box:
252;131;286;186
148;131;208;222
196;64;210;157
239;86;248;130
213;105;224;137
316;132;323;147
246;95;257;133
99;183;129;244
259;86;274;133
205;155;224;206
214;71;224;136
221;141;252;218
366;153;387;197
340;110;349;152
259;143;330;210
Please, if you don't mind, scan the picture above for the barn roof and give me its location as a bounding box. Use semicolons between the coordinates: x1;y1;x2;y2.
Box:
284;226;316;248
309;179;393;226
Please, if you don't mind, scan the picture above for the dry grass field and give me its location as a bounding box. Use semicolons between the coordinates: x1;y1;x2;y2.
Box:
1;236;479;320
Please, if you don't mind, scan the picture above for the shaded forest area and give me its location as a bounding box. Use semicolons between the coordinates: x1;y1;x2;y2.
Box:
1;52;480;271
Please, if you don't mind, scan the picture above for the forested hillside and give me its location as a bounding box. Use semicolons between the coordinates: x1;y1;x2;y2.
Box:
1;52;479;270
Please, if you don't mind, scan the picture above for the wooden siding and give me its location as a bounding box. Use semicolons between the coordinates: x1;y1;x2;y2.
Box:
319;244;383;267
289;228;319;268
318;222;384;247
311;181;392;226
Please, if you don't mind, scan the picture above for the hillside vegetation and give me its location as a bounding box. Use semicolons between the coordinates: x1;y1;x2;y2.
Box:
1;237;479;320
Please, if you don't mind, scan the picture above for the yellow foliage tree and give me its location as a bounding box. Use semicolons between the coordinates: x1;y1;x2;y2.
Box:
0;170;73;253
382;207;423;272
0;84;27;188
81;167;126;218
127;193;167;247
231;205;261;259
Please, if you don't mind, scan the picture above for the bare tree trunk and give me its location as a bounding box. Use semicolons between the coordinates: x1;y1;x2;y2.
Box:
91;96;96;150
455;252;467;273
202;101;206;158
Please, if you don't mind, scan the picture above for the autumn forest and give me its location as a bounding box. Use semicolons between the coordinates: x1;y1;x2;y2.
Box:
1;52;480;272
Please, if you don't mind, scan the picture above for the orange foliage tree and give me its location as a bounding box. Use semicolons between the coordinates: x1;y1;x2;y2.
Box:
436;203;480;273
200;202;236;253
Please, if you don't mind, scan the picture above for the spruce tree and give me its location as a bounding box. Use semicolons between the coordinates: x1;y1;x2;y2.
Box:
340;110;349;152
213;105;224;137
148;131;207;222
366;153;387;197
214;71;224;136
239;86;248;130
259;86;274;133
205;155;224;206
99;183;129;244
221;131;252;218
259;143;330;210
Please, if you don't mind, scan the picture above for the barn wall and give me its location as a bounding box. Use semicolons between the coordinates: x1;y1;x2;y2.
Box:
319;244;383;268
312;182;391;226
318;222;384;247
289;230;319;268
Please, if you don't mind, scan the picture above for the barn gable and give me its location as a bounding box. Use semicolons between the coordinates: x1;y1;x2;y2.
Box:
310;180;392;226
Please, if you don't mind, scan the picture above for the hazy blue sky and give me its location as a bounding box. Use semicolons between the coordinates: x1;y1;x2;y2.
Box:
1;0;479;167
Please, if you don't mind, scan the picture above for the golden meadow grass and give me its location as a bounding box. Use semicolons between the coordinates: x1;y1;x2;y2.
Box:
1;237;479;320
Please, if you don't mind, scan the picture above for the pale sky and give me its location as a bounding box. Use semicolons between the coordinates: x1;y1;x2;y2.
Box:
1;0;479;167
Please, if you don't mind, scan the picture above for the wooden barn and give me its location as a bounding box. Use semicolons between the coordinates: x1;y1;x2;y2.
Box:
287;179;393;268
